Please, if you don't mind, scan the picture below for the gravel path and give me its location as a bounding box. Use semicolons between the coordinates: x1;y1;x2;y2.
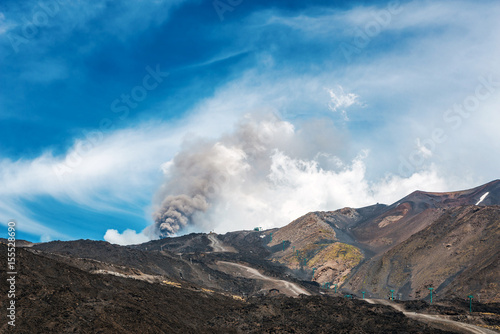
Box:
218;261;311;296
365;299;497;334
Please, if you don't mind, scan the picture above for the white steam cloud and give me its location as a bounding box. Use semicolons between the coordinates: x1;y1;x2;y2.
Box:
104;229;151;245
134;113;447;240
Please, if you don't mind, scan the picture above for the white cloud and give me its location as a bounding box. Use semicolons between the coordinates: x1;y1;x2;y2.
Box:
104;228;153;245
415;138;433;159
326;85;360;120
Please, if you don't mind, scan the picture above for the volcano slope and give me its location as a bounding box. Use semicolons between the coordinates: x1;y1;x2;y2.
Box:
261;212;366;285
338;180;500;303
31;237;291;298
347;179;500;255
254;180;500;303
0;243;452;333
2;180;499;332
347;205;500;302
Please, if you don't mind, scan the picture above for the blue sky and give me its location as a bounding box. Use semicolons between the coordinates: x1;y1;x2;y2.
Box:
1;0;499;244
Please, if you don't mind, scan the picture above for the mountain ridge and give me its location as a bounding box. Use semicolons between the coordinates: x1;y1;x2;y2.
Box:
5;180;499;304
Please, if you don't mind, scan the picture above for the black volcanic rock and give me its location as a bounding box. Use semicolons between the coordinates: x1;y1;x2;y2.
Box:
3;180;499;332
0;243;451;333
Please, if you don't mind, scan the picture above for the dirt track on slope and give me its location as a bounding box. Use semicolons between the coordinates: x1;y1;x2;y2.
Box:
365;299;498;334
208;234;236;252
217;261;310;296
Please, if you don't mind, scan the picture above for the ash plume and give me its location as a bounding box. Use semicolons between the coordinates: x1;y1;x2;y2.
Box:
149;113;442;239
151;139;245;237
153;194;209;236
152;114;292;237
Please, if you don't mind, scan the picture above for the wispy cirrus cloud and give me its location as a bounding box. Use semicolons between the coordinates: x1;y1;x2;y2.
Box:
0;0;190;53
326;85;361;120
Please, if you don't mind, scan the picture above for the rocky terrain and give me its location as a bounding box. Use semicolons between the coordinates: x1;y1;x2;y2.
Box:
279;180;500;303
397;299;500;331
347;205;500;302
1;180;499;333
1;243;456;333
